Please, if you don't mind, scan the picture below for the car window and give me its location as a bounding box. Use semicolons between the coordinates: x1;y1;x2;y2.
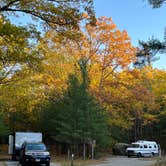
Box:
154;145;157;148
26;144;46;151
149;146;152;148
144;145;148;148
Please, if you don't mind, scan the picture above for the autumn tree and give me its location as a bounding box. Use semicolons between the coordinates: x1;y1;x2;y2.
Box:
0;16;42;85
0;0;96;30
0;70;51;132
119;67;166;142
0;0;96;138
0;0;96;84
37;17;136;135
41;17;136;91
143;68;166;148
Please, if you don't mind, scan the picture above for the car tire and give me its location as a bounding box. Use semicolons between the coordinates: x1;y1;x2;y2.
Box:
21;159;27;166
152;152;155;157
46;162;50;166
137;153;142;158
12;155;16;161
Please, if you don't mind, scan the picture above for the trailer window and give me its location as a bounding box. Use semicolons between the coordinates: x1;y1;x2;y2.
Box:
144;145;148;148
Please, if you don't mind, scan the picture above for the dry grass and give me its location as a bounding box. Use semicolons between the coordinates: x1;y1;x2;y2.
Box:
0;162;5;166
154;157;166;166
0;154;10;161
52;156;106;166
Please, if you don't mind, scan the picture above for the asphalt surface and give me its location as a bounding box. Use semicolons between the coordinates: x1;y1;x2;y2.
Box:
2;161;60;166
90;156;156;166
1;156;156;166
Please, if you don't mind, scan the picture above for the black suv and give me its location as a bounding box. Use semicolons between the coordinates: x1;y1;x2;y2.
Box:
19;142;50;166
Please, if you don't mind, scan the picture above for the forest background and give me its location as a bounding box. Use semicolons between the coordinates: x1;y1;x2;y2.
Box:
0;0;166;157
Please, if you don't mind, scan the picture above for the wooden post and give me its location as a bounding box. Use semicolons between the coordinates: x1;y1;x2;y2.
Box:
92;140;96;160
68;149;70;160
92;143;94;160
71;154;74;166
83;143;86;160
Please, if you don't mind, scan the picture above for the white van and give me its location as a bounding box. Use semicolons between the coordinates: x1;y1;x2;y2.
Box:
126;140;159;157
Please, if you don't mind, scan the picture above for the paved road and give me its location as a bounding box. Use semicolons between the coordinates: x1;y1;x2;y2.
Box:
1;161;60;166
90;156;156;166
0;156;156;166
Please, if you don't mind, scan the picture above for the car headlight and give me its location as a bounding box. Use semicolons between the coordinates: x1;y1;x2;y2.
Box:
25;151;33;156
43;152;50;155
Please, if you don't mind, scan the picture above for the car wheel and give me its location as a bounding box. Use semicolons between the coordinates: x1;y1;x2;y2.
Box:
21;159;27;166
137;153;142;158
152;152;155;157
46;162;50;166
12;155;16;161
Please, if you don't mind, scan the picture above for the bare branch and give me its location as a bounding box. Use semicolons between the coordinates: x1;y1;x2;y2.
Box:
0;0;20;11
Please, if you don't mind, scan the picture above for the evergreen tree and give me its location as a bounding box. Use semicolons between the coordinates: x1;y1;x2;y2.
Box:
0;115;9;137
148;0;166;8
40;58;109;155
134;38;165;68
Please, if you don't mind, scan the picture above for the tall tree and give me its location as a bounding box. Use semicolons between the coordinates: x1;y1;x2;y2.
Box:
38;16;137;133
41;17;136;91
40;58;109;156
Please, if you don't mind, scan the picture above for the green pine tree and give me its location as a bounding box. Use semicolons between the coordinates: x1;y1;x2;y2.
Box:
40;58;109;156
0;115;10;137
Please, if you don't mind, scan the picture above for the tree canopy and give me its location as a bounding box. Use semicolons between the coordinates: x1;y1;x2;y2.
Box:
0;1;166;155
148;0;166;8
0;16;41;84
0;0;96;30
134;38;165;68
40;58;109;155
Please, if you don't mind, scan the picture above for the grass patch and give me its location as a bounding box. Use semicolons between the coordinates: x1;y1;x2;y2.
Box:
154;157;166;166
52;156;106;166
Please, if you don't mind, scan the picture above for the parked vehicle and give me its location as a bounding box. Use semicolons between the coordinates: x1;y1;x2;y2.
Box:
20;142;50;166
8;132;43;160
126;140;159;157
8;132;50;165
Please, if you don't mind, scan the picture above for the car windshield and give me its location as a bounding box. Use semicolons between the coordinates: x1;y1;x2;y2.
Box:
131;144;139;148
26;144;46;151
